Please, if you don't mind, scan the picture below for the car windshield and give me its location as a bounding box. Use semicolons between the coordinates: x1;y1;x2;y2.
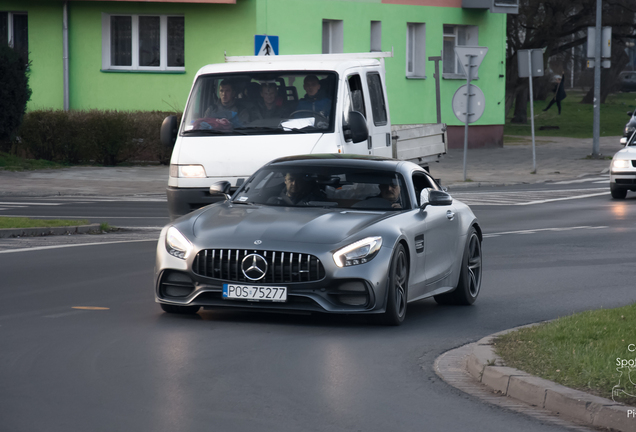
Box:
181;72;337;136
233;165;409;210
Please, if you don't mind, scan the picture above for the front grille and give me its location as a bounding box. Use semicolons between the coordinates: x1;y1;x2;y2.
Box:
193;249;326;283
616;179;636;185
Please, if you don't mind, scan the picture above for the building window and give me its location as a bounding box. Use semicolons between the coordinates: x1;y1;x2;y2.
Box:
102;14;184;71
322;19;343;54
0;12;28;63
406;23;425;78
370;21;381;52
443;25;478;78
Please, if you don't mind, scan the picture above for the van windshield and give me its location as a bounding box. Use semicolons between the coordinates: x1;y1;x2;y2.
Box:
181;72;337;136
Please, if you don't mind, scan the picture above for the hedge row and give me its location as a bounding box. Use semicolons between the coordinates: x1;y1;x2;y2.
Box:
6;110;180;166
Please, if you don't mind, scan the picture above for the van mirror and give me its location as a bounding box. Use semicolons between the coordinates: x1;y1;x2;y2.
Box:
628;112;633;117
160;115;178;148
345;111;369;144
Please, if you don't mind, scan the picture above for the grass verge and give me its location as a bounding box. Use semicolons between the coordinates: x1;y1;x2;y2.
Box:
495;303;636;406
0;217;89;229
504;90;636;139
0;152;67;171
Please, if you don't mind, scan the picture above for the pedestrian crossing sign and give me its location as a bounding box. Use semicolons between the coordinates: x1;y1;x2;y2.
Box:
255;35;279;56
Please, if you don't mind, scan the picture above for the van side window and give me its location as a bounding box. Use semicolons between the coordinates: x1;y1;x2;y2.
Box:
367;73;387;126
347;74;366;118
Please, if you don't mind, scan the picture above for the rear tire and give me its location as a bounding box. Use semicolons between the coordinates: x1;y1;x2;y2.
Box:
434;227;482;306
160;303;200;315
610;183;627;199
381;244;409;326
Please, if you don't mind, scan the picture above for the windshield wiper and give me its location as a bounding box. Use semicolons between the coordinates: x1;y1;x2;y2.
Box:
182;129;248;135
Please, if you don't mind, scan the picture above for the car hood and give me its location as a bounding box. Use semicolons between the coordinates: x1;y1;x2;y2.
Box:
615;145;636;158
191;203;393;245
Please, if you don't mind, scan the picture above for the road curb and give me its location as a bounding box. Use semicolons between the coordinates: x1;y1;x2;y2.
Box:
466;329;636;432
0;224;102;238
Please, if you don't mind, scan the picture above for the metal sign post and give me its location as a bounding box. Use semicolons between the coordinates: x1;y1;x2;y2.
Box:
527;50;537;173
517;48;544;173
453;47;488;181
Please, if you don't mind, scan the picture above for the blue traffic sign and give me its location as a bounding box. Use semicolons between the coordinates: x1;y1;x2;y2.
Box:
255;35;279;56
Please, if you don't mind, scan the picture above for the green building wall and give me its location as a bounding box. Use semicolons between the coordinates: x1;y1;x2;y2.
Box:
15;0;506;130
3;0;65;110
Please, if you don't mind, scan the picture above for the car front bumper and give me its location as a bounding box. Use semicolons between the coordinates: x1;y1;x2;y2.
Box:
154;238;395;315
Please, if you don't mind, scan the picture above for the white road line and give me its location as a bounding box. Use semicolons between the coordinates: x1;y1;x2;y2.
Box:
0;202;62;206
484;226;608;238
515;191;609;205
0;238;157;254
552;177;609;185
0;215;168;219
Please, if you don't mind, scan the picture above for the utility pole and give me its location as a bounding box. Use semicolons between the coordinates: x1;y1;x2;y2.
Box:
592;0;602;157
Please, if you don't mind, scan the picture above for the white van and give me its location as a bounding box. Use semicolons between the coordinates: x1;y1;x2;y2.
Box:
161;52;446;220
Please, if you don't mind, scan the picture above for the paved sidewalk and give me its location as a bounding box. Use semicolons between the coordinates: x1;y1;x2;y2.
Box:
0;136;622;197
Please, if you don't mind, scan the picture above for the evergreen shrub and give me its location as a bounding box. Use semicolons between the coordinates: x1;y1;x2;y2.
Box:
0;45;32;149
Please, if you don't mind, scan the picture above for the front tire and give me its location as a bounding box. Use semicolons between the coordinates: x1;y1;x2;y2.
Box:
160;303;200;315
610;183;628;199
381;244;409;326
434;227;482;306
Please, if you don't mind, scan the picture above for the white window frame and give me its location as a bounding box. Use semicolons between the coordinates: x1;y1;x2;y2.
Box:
370;21;381;52
2;12;26;48
406;22;425;79
101;13;184;72
443;25;478;79
322;19;343;54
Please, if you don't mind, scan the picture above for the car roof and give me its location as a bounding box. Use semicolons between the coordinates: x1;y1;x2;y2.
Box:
266;153;415;171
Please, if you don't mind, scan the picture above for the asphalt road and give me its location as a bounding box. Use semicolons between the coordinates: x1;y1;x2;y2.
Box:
1;182;635;432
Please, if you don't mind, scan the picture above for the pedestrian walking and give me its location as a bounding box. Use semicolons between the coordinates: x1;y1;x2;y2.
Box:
543;73;567;114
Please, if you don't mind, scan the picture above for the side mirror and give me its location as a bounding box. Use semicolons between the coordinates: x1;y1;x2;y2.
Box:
628;112;633;116
420;189;453;209
345;111;369;144
209;181;231;200
160;115;178;148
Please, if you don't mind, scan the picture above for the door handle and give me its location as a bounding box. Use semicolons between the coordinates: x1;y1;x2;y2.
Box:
446;210;455;220
367;136;373;150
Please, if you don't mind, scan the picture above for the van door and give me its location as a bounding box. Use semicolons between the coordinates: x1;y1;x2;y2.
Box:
342;73;371;155
365;71;392;157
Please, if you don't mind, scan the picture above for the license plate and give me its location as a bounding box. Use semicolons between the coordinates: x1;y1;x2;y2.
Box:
223;284;287;302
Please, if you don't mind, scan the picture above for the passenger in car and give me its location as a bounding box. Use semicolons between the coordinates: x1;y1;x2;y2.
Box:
258;82;289;119
204;79;257;125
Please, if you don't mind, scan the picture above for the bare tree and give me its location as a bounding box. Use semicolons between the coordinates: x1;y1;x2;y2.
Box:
506;0;636;124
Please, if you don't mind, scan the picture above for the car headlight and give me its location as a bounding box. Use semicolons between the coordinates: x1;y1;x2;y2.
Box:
170;164;207;178
166;227;193;259
612;159;630;169
333;236;382;268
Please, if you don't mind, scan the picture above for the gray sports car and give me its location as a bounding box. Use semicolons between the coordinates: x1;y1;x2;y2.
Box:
154;154;483;325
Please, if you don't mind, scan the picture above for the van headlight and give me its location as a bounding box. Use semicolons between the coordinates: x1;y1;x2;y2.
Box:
166;227;193;259
612;159;630;169
170;164;207;178
333;236;382;268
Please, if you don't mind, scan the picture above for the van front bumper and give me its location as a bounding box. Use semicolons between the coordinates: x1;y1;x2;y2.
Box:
166;187;226;221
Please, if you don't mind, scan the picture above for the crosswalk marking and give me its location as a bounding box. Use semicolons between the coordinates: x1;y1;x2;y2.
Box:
551;176;608;185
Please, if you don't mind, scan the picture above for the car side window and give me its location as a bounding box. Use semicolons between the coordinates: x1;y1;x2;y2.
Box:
412;172;438;206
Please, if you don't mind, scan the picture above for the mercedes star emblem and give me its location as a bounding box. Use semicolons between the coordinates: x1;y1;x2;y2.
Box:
254;240;262;245
241;253;268;281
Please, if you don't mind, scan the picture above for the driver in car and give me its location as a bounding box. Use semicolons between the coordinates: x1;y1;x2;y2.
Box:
268;173;326;205
295;75;331;120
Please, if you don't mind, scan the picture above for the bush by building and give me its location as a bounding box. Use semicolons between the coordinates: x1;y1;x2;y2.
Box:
12;110;177;165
